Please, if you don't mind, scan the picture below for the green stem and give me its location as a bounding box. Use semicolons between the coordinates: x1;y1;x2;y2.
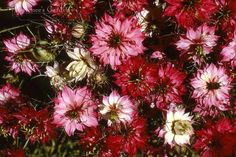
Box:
0;24;30;34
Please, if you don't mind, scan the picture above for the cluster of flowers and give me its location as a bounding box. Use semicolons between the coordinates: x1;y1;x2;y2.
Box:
1;0;236;156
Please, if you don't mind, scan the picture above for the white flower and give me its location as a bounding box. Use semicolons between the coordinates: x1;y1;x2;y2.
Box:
163;107;193;147
66;47;96;82
99;91;136;126
136;9;149;35
45;61;66;90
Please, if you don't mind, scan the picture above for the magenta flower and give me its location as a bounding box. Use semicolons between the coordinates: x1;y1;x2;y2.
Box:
90;14;145;69
0;84;19;105
99;90;136;125
190;64;232;112
8;0;39;16
3;32;38;75
176;24;219;65
53;86;98;136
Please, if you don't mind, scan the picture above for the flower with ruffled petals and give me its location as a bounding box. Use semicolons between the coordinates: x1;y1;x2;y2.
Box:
162;107;193;147
8;0;39;16
50;0;97;20
190;64;232;113
15;106;56;143
90;14;145;69
221;32;236;67
148;63;186;110
114;56;156;98
193;118;236;157
53;86;98;136
176;24;219;65
99;91;136;125
164;0;217;28
3;32;38;75
113;0;148;13
66;47;97;82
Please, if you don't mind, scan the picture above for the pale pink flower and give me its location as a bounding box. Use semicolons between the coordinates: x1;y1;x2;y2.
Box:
176;24;219;65
221;32;236;67
161;107;194;147
190;64;232;112
3;33;38;76
99;91;136;125
53;86;98;136
8;0;39;16
0;84;19;105
90;14;145;69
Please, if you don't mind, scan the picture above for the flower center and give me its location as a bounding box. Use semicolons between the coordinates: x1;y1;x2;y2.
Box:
172;120;193;135
207;82;221;90
108;33;122;48
107;105;120;122
65;109;79;119
129;71;143;83
155;83;167;94
182;0;195;9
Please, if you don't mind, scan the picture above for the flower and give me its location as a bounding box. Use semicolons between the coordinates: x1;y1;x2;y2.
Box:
175;24;219;65
66;47;97;82
53;86;98;136
147;63;186;110
164;0;217;28
161;107;193;146
102;117;148;156
8;0;39;16
190;64;232;112
3;32;38;76
50;0;97;20
90;14;145;69
114;56;156;98
99;91;136;125
221;31;236;67
45;61;67;90
193;118;236;157
15;106;56;143
0;84;19;105
113;0;148;13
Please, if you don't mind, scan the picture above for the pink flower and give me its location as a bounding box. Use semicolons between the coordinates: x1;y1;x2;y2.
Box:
53;86;98;136
8;0;39;16
90;14;145;69
3;33;38;75
190;64;232;113
99;91;136;125
0;84;19;105
221;32;236;67
176;24;219;65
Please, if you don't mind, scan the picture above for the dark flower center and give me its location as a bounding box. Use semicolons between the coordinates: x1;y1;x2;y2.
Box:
155;83;167;94
108;33;122;48
182;0;195;9
207;82;221;90
129;71;142;83
65;109;79;119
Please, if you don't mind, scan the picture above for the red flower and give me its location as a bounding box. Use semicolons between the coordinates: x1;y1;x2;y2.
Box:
15;107;56;143
101;117;148;156
147;63;187;110
50;0;97;20
164;0;217;28
79;127;102;151
113;0;148;14
1;148;25;157
114;56;156;98
193;118;236;157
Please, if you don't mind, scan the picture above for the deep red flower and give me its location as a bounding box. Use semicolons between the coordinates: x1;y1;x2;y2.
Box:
114;56;156;98
147;63;187;110
79;127;102;151
113;0;148;14
50;0;97;20
1;148;25;157
101;117;148;156
15;106;56;143
193;118;236;157
164;0;217;28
